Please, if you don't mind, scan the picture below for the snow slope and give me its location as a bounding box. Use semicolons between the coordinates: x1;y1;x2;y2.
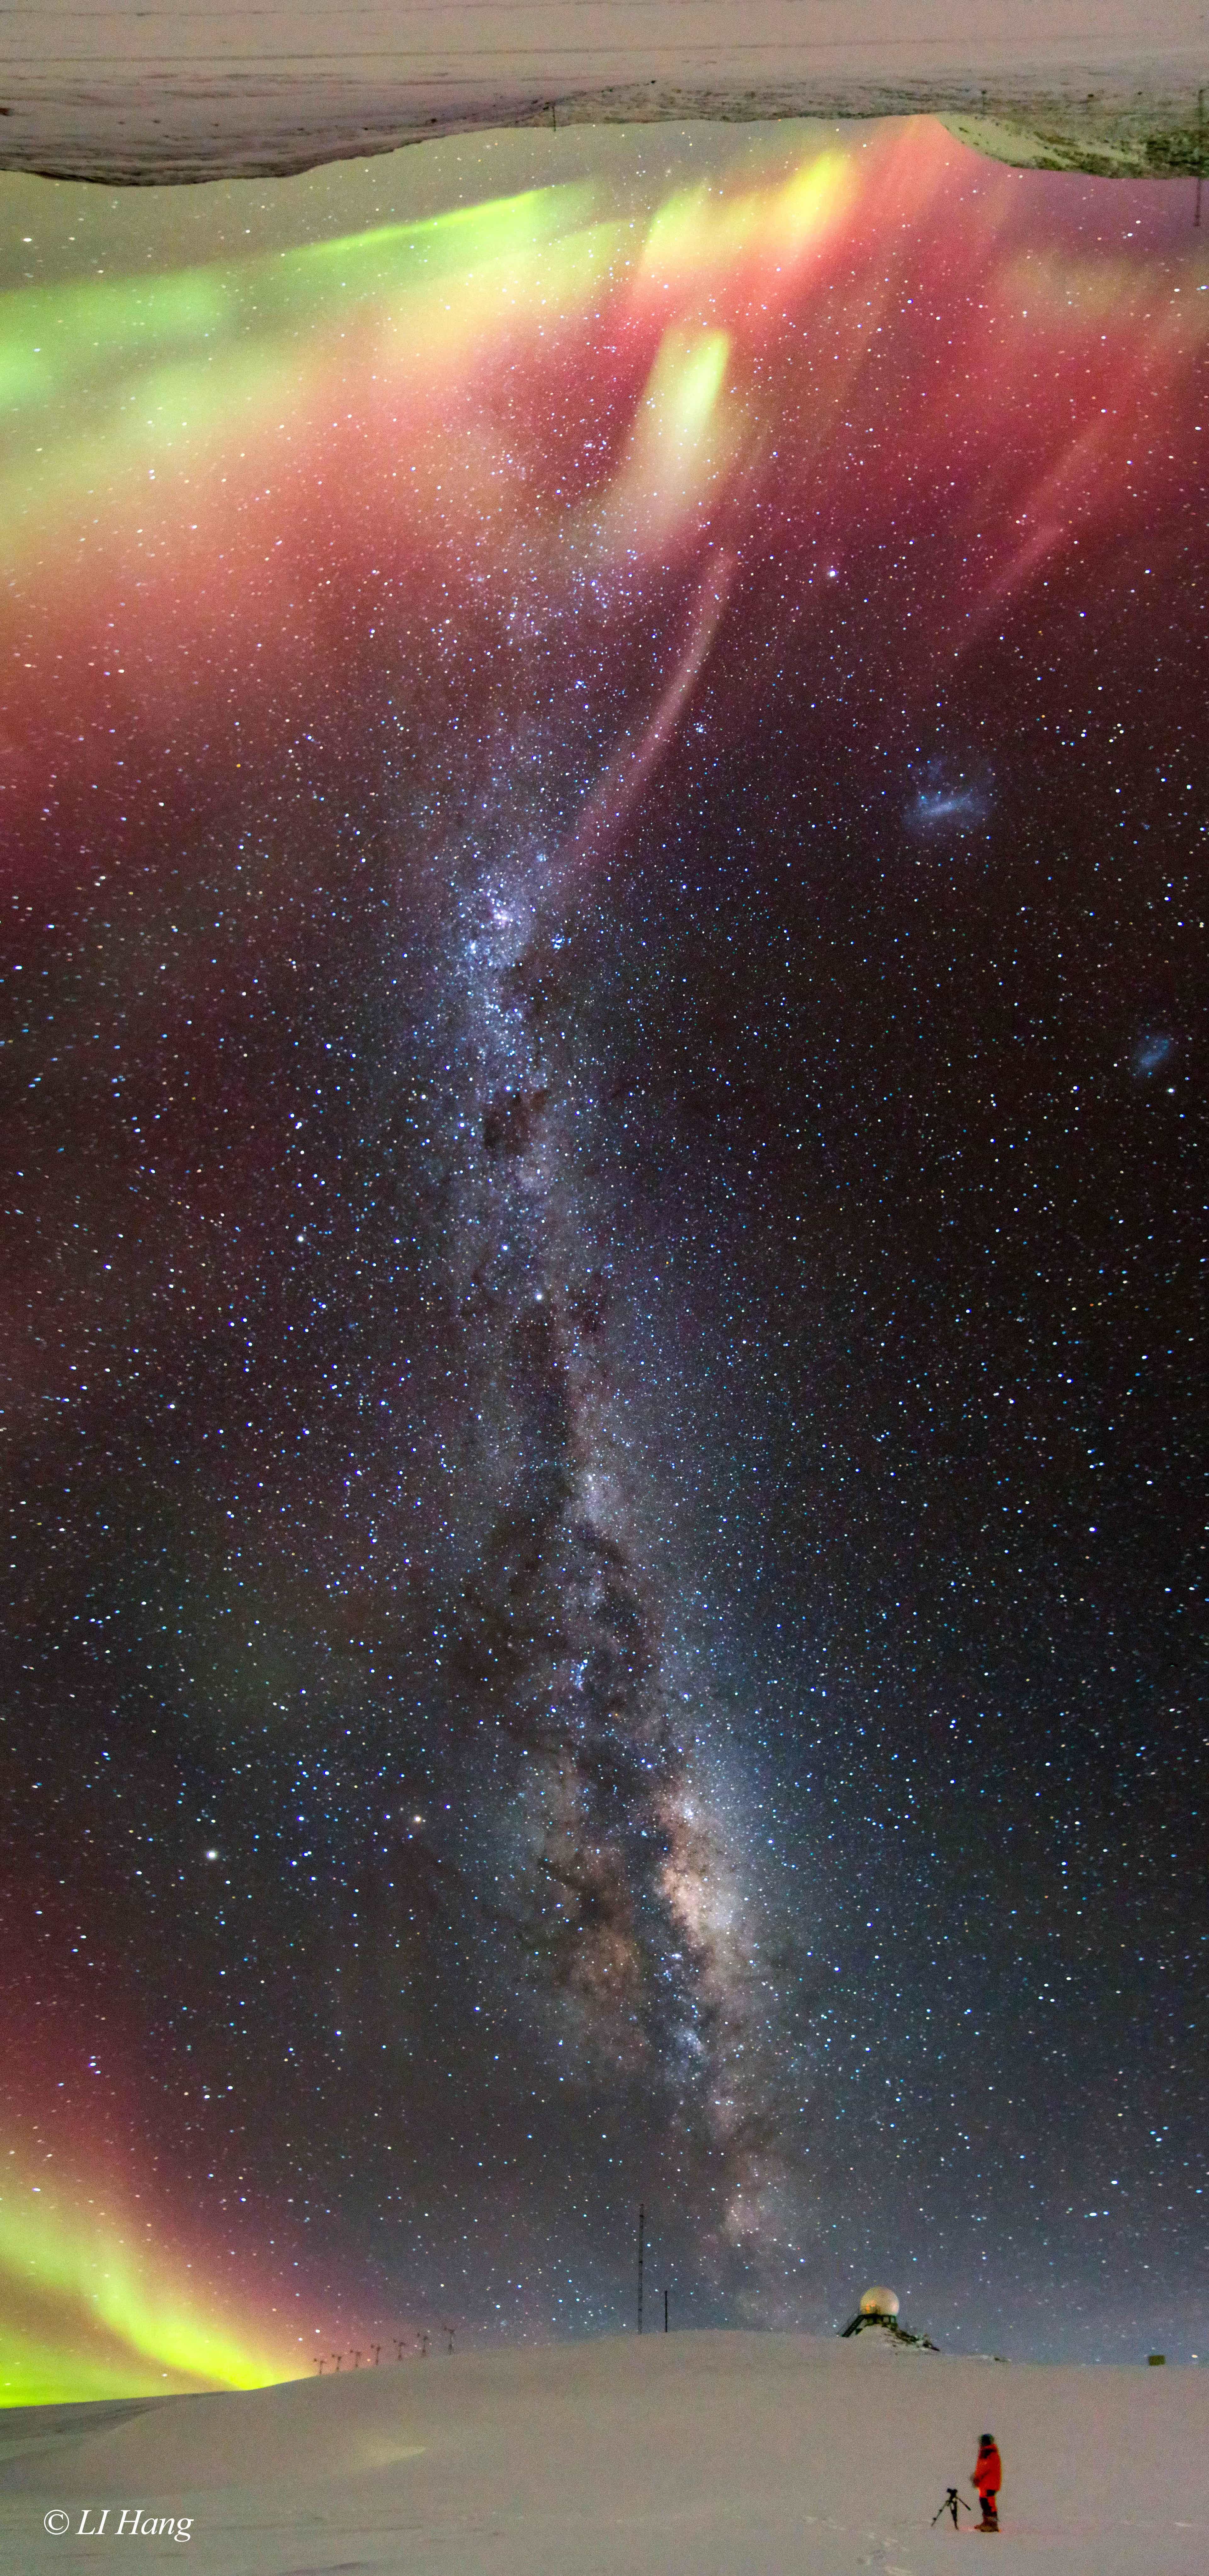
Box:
1;0;1206;180
0;2331;1204;2575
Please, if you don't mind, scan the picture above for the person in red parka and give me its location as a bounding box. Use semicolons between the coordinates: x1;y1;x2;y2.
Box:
973;2433;1003;2531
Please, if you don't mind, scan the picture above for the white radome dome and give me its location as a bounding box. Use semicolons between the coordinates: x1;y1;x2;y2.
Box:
859;2286;900;2317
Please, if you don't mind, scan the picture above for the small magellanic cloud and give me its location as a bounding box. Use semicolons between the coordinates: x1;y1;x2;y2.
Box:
1132;1031;1176;1078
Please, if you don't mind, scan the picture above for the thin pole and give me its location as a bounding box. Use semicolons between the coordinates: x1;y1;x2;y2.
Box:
637;2205;645;2335
664;2287;669;2334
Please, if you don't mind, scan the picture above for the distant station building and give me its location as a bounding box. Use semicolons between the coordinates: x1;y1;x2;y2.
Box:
840;2286;938;2351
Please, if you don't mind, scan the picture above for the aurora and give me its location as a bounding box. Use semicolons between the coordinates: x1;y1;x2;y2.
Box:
3;116;1204;2395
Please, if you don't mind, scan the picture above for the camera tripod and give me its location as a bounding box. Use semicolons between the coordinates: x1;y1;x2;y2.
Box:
931;2488;975;2530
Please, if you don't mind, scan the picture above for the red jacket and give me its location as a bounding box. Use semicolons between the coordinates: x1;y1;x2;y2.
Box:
974;2443;1002;2495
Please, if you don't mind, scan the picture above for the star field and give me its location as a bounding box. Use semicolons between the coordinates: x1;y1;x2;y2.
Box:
1;119;1205;2394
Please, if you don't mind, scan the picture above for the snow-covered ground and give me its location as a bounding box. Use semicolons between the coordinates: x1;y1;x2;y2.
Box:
0;2331;1204;2574
2;0;1206;179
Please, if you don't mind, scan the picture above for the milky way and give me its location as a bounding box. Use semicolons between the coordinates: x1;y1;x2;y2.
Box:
2;120;1205;2393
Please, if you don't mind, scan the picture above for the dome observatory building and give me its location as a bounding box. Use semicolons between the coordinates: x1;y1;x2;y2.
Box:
840;2287;937;2351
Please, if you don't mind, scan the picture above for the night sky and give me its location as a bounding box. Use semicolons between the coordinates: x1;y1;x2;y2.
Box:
2;119;1205;2397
